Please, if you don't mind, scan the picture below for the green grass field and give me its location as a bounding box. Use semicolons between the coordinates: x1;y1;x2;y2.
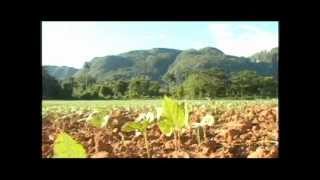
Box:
42;99;278;113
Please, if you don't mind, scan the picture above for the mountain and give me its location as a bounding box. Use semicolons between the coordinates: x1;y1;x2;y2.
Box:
72;47;278;82
73;48;181;81
43;65;79;80
250;47;278;63
165;47;277;81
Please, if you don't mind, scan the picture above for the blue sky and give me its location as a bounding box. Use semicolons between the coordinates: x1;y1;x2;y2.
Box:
42;21;278;68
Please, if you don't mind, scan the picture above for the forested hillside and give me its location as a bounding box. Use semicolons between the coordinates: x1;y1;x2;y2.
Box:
42;47;278;99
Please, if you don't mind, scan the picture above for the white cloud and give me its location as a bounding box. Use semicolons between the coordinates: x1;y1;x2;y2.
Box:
208;23;278;56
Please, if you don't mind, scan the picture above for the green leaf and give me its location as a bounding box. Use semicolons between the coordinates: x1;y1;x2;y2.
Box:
155;107;163;120
121;121;150;133
162;96;188;131
101;115;110;128
53;132;87;158
184;102;190;127
87;111;109;128
176;102;187;129
158;119;173;136
162;96;175;125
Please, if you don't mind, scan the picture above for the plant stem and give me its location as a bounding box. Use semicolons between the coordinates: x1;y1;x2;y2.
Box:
144;131;150;158
174;131;177;151
203;126;207;142
94;131;100;153
197;127;201;147
177;131;181;151
215;105;217;115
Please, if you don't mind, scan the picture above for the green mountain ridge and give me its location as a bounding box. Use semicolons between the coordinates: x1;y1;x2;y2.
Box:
250;47;278;63
43;65;79;80
44;47;278;82
73;48;182;81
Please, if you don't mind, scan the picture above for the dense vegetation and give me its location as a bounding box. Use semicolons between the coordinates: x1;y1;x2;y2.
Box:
44;65;79;80
42;47;278;100
73;48;181;82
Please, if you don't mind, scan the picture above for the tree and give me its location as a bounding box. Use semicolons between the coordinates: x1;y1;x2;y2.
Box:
42;68;62;99
148;81;161;96
128;78;142;98
99;85;114;99
202;69;227;97
87;75;96;87
83;62;91;89
112;80;129;97
182;70;226;99
76;85;101;100
230;70;260;97
163;73;176;85
272;53;278;81
257;76;277;97
175;85;185;99
183;73;207;99
128;77;151;98
60;80;73;99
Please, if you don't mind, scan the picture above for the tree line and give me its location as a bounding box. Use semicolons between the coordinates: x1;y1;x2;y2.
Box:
42;68;277;100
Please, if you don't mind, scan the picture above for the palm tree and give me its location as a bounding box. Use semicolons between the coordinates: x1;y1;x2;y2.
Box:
83;62;90;89
272;53;278;81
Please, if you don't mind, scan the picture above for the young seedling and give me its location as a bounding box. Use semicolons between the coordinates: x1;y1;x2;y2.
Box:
86;111;110;153
158;96;188;151
155;107;163;121
191;123;202;147
53;132;87;158
121;115;153;158
191;114;215;147
86;111;110;128
200;114;215;141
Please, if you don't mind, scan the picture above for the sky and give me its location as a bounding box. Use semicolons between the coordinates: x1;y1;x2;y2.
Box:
42;21;278;68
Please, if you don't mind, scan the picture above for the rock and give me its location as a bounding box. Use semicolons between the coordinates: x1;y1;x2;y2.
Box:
252;125;259;131
112;128;119;133
252;118;259;124
98;142;113;153
169;151;190;158
111;119;119;126
164;141;175;150
267;147;278;158
247;147;266;158
123;140;132;146
189;152;207;158
91;151;109;158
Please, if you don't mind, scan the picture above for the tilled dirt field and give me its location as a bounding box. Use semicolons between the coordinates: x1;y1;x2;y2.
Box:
42;105;278;158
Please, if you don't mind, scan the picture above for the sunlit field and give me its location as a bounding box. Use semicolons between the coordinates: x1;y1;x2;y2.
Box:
42;98;278;158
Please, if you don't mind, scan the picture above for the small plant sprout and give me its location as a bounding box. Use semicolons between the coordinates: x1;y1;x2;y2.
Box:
200;114;215;141
53;132;87;158
136;112;156;123
133;112;156;138
191;122;202;146
192;114;215;146
86;111;110;153
86;111;110;128
121;118;153;158
158;96;188;151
